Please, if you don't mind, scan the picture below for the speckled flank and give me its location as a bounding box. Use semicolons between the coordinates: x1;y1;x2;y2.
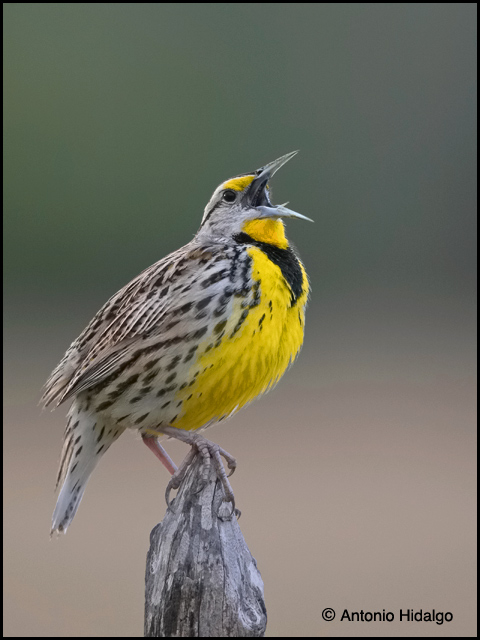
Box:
172;244;308;430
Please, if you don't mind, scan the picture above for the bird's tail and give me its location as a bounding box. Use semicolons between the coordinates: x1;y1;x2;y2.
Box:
52;402;125;534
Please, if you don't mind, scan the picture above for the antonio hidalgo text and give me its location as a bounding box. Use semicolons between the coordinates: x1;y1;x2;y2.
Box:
340;608;453;625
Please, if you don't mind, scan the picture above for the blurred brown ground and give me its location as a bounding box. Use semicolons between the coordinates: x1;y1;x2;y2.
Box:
3;293;476;637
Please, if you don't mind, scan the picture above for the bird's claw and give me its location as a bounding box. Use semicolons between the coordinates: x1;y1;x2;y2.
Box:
161;430;239;518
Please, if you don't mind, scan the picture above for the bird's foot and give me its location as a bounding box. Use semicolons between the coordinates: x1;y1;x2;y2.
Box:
162;428;239;520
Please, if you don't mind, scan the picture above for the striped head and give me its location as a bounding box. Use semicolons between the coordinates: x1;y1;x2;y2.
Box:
197;152;312;249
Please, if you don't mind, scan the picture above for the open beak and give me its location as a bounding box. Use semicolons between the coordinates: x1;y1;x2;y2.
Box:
247;151;314;223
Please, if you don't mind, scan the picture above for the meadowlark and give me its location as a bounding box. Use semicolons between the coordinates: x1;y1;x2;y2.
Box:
43;151;311;534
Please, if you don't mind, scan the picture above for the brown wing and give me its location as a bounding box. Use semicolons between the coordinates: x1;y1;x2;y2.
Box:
42;242;213;406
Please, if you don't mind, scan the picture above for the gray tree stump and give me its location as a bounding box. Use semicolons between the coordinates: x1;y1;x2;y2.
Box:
144;455;267;637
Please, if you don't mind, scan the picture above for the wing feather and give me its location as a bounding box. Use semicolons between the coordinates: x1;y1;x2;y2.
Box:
42;242;211;406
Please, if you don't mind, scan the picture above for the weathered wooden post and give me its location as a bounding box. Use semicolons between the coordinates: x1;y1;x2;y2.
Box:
144;455;267;637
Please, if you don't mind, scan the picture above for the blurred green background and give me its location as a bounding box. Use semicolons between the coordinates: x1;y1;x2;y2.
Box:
4;3;476;637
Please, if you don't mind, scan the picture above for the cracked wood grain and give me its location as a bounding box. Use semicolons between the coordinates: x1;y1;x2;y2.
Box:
144;454;267;637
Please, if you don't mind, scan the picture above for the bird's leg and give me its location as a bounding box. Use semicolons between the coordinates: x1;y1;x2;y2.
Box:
142;434;177;475
163;446;197;506
161;426;238;518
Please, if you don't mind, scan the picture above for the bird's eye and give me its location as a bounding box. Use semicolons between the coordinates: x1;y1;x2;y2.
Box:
222;190;237;203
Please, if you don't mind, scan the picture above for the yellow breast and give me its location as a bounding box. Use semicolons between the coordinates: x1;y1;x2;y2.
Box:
173;244;309;431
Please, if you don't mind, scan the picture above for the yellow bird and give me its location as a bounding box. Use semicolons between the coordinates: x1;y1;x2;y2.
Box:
42;151;311;533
